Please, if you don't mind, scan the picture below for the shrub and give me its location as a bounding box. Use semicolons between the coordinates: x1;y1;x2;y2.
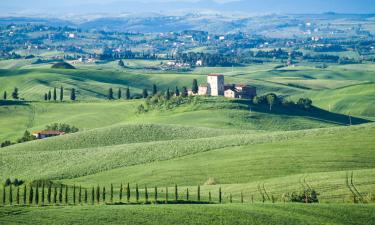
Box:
284;188;319;203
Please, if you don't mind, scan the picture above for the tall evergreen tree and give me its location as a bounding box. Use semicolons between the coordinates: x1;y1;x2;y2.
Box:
152;84;157;95
59;185;63;204
209;191;212;202
91;187;95;205
47;184;52;204
53;186;57;204
53;87;57;101
174;184;178;202
2;186;5;206
73;185;76;205
142;89;148;98
192;79;199;94
219;187;222;203
41;183;45;205
64;186;68;205
145;186;148;203
125;87;130;100
96;186;100;204
35;185;39;205
126;183;130;202
186;188;189;201
70;88;76;101
154;187;158;203
16;186;20;205
102;187;106;203
60;86;63;102
165;88;171;100
175;86;180;96
23;185;27;205
110;184;114;203
182;87;188;97
9;185;13;205
48;90;52;101
79;186;82;204
165;186;168;204
44;93;48;101
12;87;19;100
197;185;200;202
135;184;139;203
84;189;88;204
117;88;122;100
3;91;7;100
119;183;123;202
108;88;114;100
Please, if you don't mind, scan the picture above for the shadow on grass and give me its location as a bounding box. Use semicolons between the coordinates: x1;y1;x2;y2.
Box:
0;100;29;106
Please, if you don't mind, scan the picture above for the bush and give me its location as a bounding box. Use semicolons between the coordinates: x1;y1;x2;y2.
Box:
45;123;79;133
284;188;319;203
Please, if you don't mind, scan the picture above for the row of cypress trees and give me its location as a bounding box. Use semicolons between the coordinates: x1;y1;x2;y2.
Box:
43;86;76;101
1;183;229;206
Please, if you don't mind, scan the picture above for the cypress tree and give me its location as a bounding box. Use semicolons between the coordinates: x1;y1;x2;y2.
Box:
102;187;106;203
91;187;95;205
9;185;13;205
48;90;52;101
2;186;5;206
84;189;88;204
53;87;57;101
73;185;76;205
174;184;178;202
59;184;63;204
230;193;233;203
175;86;180;96
152;84;157;95
135;184;139;203
119;183;123;202
118;88;122;100
126;183;130;202
3;91;6;100
41;183;45;205
241;192;244;203
108;88;114;100
186;188;189;201
219;187;222;203
70;88;76;101
12;87;19;100
79;186;82;204
125;88;130;100
44;93;48;101
209;191;212;202
53;186;57;204
145;186;148;203
60;86;63;101
182;87;188;97
35;185;39;205
166;88;171;100
192;79;199;94
96;186;100;204
23;185;27;205
16;186;20;205
47;184;52;204
64;186;68;205
110;184;113;203
165;186;168;204
197;185;200;202
154;187;158;203
142;89;148;98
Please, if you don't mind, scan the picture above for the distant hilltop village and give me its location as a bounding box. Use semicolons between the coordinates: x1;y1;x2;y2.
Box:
190;74;256;99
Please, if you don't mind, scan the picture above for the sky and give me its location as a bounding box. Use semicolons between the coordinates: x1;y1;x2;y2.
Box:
1;0;374;16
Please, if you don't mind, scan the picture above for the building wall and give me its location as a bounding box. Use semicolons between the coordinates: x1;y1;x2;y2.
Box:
207;75;224;96
198;86;208;95
224;89;237;98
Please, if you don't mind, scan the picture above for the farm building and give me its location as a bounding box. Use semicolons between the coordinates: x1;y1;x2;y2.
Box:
32;130;65;139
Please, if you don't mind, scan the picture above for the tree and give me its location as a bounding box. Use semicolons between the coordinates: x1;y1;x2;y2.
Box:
73;185;76;205
110;184;113;203
3;91;6;100
59;184;63;204
64;186;68;204
192;79;198;94
48;184;52;204
23;185;27;205
197;185;201;202
152;84;158;95
118;60;125;67
145;186;148;203
125;87;130;100
44;93;48;101
126;183;130;202
181;87;188;97
53;87;57;101
119;183;123;202
2;186;5;206
12;88;19;100
91;187;95;205
135;184;139;203
175;87;180;96
266;93;277;111
154;187;158;203
54;186;57;204
186;188;189;201
219;187;222;203
102;187;106;203
142;89;148;98
35;185;39;205
165;88;171;100
174;184;178;202
108;88;114;100
84;189;88;204
9;185;13;205
60;86;63;102
297;98;313;109
117;88;122;100
70;88;76;101
48;90;52;101
96;186;100;204
165;186;168;204
41;182;45;205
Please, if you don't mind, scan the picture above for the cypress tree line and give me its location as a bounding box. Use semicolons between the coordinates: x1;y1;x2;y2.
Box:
84;189;88;204
118;88;122;99
102;187;106;203
53;186;57;204
91;187;95;205
165;186;168;204
59;184;63;204
197;185;200;202
175;86;180;96
219;187;222;203
35;185;39;205
53;87;57;101
145;186;148;203
152;84;157;95
3;91;7;100
174;184;178;202
41;183;45;205
60;86;63;101
154;187;158;203
47;184;52;204
73;185;76;205
186;188;189;201
2;186;5;206
79;186;82;204
135;184;139;203
96;186;100;204
23;185;27;205
126;183;130;202
108;88;114;100
16;186;20;205
70;88;76;101
119;183;123;202
125;88;130;100
64;186;68;205
110;184;113;203
9;185;13;205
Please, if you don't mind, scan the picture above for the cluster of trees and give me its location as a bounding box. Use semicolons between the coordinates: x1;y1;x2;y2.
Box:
43;87;76;101
107;87;130;100
45;123;79;133
2;88;19;100
4;178;24;187
284;188;319;203
1;130;37;148
175;52;240;67
253;93;313;111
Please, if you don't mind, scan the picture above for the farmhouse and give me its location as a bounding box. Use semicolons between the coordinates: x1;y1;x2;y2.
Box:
32;130;65;139
198;74;256;99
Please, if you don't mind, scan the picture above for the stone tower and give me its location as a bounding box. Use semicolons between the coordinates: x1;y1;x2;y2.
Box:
207;74;224;96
